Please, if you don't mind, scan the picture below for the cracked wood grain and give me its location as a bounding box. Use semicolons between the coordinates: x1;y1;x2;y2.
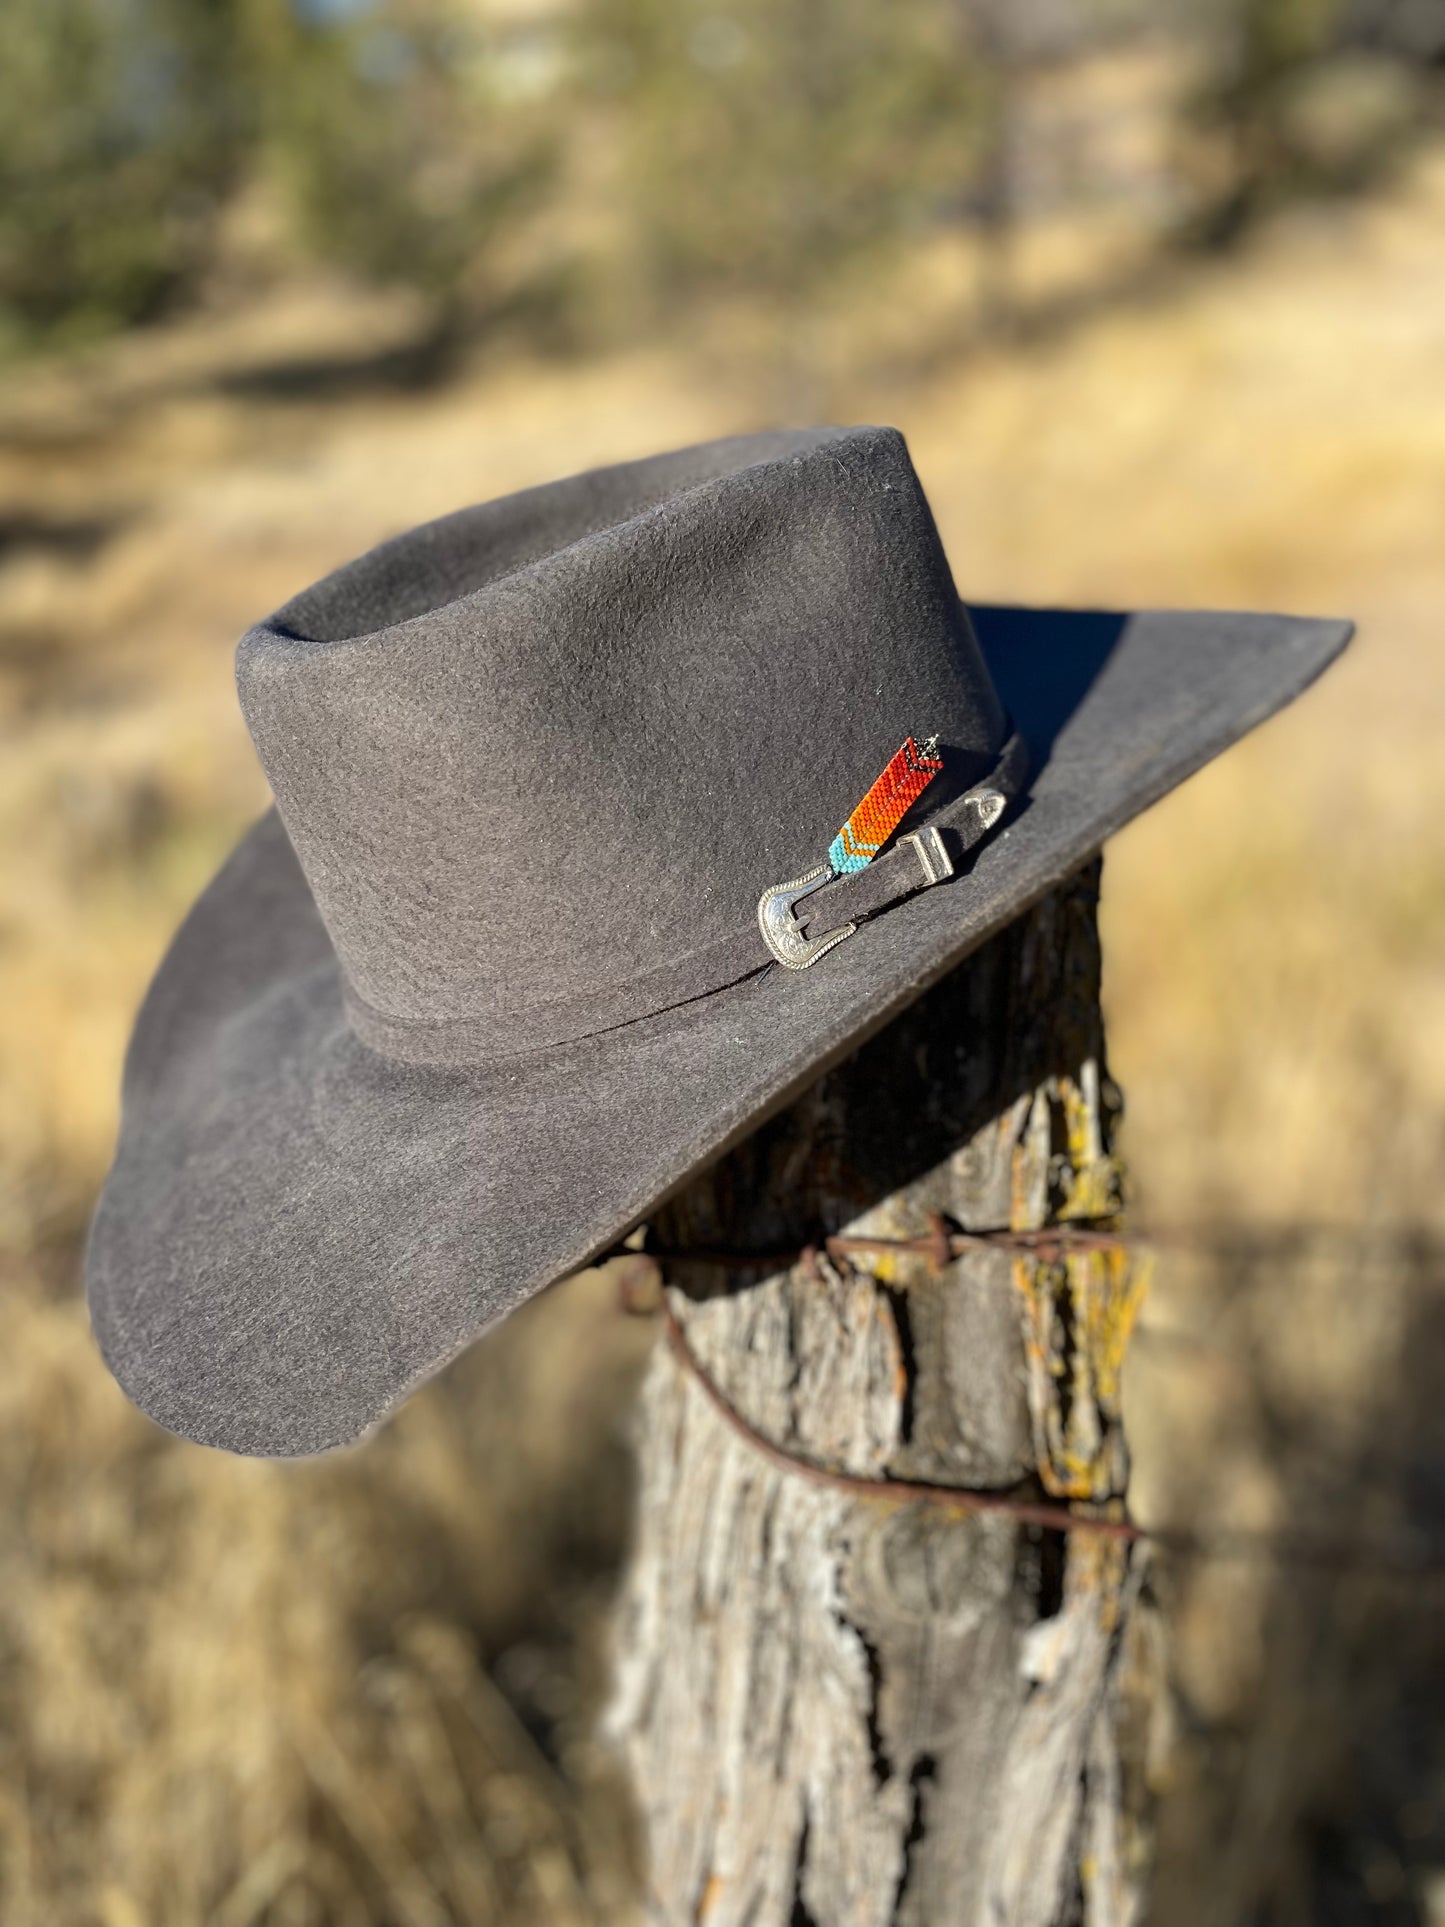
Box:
606;863;1154;1926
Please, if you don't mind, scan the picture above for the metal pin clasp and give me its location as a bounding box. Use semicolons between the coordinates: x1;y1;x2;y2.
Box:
899;824;955;886
757;866;856;970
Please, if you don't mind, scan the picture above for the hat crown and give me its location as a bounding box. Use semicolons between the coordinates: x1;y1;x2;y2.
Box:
237;426;1008;1053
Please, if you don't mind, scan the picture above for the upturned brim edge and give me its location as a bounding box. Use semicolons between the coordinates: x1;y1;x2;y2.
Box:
87;603;1352;1456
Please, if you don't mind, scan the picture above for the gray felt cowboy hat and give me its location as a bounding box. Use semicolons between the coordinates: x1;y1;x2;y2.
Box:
86;425;1351;1456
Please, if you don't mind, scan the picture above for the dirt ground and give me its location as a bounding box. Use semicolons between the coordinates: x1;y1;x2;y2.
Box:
1;142;1443;1925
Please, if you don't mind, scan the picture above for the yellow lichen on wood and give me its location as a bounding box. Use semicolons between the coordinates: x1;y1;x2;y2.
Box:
1009;1064;1147;1503
1086;1244;1151;1422
1056;1065;1126;1225
1065;1521;1133;1628
695;1872;726;1922
1012;1246;1148;1500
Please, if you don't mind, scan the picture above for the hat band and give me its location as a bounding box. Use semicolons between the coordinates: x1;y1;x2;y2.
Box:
342;731;1028;1072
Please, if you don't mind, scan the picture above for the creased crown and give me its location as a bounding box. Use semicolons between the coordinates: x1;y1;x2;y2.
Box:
237;426;1008;1048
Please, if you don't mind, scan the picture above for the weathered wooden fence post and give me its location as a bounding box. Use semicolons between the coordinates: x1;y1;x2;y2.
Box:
606;861;1151;1927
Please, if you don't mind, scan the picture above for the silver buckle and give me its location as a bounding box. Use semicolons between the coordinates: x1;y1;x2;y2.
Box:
758;825;958;972
757;866;856;970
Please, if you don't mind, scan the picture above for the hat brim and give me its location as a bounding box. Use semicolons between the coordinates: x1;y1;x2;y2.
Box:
87;604;1351;1455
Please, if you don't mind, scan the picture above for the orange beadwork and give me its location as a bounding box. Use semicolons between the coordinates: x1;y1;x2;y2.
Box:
828;736;942;873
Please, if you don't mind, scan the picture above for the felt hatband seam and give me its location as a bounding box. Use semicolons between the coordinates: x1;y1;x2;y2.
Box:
341;730;1028;1070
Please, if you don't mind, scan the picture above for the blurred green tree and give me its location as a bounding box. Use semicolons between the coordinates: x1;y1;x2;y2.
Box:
258;0;560;329
1187;0;1429;243
575;0;988;311
0;0;561;354
0;0;252;345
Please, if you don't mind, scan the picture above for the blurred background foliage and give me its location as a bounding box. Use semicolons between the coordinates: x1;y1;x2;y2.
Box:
577;0;987;310
1;0;1442;357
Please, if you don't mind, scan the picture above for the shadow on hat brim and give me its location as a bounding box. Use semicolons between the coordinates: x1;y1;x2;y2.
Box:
87;603;1351;1456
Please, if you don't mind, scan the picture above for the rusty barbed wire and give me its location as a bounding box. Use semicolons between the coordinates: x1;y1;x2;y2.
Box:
656;1288;1144;1541
608;1234;1445;1581
638;1216;1445;1278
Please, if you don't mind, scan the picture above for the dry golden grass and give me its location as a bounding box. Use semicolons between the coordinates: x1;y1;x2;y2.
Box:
2;145;1444;1924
